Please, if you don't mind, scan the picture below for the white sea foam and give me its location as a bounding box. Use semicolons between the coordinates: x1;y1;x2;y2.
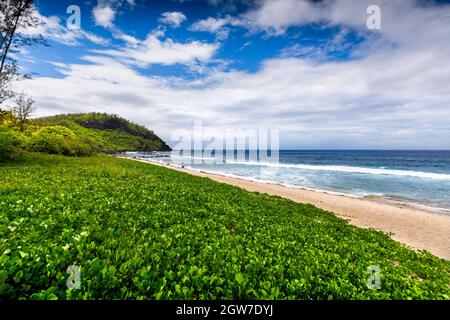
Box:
224;161;450;180
180;166;450;214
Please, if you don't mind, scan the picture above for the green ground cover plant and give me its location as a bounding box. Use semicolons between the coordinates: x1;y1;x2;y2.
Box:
0;154;448;300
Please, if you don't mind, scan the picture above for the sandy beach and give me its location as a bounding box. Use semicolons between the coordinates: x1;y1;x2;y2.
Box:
129;158;450;260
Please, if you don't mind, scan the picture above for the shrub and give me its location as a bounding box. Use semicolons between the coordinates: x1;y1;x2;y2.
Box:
32;132;68;155
29;126;96;157
29;126;86;156
0;126;23;161
0;110;18;128
75;140;95;157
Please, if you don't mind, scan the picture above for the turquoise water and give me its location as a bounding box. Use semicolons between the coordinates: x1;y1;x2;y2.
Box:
128;150;450;213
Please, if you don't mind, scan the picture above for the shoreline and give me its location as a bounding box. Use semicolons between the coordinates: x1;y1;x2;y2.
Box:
124;157;450;260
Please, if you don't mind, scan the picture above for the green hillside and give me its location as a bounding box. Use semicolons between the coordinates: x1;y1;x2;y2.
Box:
32;113;171;153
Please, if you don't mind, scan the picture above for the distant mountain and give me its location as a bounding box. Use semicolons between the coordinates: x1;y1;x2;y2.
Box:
33;113;171;152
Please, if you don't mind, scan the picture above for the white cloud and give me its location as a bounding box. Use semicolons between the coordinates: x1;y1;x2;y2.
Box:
82;32;111;46
92;0;137;29
159;12;187;28
93;5;116;28
242;0;324;35
238;0;450;48
113;31;140;45
279;29;355;61
12;0;450;149
93;32;219;67
190;16;240;39
191;17;229;33
190;0;323;37
19;8;109;46
17;42;450;149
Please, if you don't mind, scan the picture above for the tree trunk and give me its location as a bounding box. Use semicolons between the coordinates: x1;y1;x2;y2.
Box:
0;3;23;74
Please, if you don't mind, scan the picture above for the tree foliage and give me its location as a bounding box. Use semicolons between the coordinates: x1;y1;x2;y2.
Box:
0;125;23;160
0;112;170;160
34;113;171;151
29;125;94;156
0;0;47;104
10;92;36;131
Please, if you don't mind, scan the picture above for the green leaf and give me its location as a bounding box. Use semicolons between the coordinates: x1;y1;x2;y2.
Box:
0;270;8;283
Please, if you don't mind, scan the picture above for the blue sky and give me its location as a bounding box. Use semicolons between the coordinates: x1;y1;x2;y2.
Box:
12;0;450;149
27;0;359;77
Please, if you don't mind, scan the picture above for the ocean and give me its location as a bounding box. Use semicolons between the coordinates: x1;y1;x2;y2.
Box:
126;150;450;214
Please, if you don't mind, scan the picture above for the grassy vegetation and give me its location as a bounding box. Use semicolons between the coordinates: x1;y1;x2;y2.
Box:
0;153;449;300
33;113;171;152
0;111;170;159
